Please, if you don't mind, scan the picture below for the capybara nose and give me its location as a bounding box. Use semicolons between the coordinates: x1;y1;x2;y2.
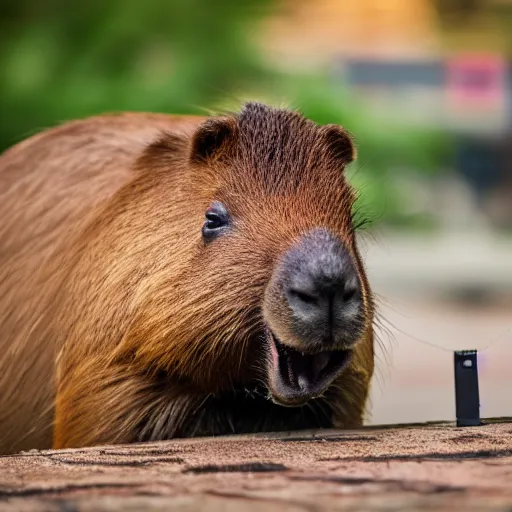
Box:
286;265;361;324
281;229;364;349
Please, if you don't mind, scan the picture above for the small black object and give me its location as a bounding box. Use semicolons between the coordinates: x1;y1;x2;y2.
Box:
454;350;481;427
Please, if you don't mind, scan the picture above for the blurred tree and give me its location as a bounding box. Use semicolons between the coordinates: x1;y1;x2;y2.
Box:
0;0;275;149
0;0;449;230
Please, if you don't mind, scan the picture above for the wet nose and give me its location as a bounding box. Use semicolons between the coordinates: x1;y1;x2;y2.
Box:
282;230;364;348
286;267;361;323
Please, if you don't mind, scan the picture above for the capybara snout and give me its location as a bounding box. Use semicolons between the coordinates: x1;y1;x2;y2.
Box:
266;227;364;351
262;228;366;407
0;101;375;453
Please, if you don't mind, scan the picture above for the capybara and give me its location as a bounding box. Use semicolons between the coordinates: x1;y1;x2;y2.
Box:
0;102;374;454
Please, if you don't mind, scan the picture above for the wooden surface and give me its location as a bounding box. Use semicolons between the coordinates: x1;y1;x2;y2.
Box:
1;419;511;511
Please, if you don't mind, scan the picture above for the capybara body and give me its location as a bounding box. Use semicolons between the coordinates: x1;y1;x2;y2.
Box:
0;102;374;455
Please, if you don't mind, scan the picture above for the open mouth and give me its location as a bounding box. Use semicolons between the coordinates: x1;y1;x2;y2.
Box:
265;328;353;406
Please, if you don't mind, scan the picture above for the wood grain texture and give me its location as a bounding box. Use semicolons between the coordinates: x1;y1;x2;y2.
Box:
1;420;511;511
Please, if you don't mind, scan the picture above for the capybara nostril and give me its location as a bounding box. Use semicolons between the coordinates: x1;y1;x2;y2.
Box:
342;284;358;302
287;287;318;307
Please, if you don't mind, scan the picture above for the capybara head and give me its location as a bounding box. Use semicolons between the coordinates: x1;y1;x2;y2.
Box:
132;102;373;408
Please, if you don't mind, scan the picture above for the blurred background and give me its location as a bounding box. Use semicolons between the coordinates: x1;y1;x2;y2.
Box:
1;0;511;425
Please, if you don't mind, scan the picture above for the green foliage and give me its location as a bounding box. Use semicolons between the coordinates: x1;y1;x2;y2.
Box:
0;0;274;147
0;0;450;230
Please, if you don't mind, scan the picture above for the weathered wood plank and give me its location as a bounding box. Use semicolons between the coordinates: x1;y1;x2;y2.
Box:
1;420;511;511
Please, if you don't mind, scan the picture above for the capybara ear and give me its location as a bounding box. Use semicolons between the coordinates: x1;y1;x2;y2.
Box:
319;124;357;166
190;116;237;165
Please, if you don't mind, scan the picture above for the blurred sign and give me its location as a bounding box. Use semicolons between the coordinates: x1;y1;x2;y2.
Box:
446;54;507;113
340;55;510;133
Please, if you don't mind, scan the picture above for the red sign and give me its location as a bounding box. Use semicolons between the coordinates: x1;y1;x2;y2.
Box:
446;54;506;112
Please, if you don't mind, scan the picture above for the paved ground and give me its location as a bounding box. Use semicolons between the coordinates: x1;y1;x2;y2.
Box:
1;421;511;511
362;230;512;426
367;297;512;426
361;229;512;300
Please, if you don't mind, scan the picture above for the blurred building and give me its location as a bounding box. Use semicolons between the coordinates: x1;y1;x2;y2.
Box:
262;0;512;229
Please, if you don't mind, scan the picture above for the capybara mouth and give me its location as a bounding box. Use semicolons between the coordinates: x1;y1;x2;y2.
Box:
265;328;353;407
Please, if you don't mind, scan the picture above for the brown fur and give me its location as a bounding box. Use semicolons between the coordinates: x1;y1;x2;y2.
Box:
0;103;374;454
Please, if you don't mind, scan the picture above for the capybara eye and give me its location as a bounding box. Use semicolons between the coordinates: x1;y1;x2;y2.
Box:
202;201;229;243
